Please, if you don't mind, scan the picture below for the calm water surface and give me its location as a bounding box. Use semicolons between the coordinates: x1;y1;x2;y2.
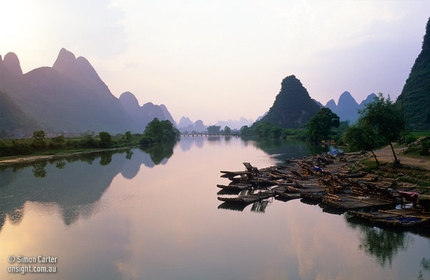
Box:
0;136;429;280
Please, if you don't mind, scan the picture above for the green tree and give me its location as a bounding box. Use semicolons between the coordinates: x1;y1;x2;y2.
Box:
269;126;282;138
99;131;112;148
31;130;46;149
51;135;65;149
253;122;273;138
207;125;221;135
306;108;340;143
240;125;251;137
343;123;385;165
124;131;132;143
141;118;180;146
359;93;404;164
224;126;231;135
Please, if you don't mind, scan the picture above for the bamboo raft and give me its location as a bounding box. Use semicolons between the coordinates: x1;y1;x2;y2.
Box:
348;208;430;228
322;193;398;211
217;154;430;229
217;189;275;204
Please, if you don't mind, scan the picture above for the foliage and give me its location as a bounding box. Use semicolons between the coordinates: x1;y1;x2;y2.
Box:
207;125;221;135
305;108;340;143
420;140;430;156
343;123;385;165
343;93;404;164
98;131;112;148
140;118;180;146
239;122;303;139
331;121;350;145
124;131;133;143
240;125;252;137
140;141;175;164
359;93;404;163
224;126;231;134
31;130;46;149
51;135;66;149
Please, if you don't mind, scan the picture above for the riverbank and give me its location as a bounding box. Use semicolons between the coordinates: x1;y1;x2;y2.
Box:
0;147;131;166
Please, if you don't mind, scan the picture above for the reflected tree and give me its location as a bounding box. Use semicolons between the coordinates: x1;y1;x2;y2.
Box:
348;219;410;267
140;141;176;165
32;162;47;178
125;149;133;160
253;138;325;161
0;213;5;232
61;206;80;226
99;153;113;166
8;206;24;226
418;256;430;280
55;160;66;169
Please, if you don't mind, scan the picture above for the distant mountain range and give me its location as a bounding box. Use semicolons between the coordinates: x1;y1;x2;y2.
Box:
0;48;175;135
177;116;253;133
325;91;377;123
2;16;430;136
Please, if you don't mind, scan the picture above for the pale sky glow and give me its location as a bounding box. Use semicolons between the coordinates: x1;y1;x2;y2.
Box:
1;0;429;124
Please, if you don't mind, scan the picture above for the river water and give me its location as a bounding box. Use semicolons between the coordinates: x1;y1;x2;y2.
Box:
0;136;429;280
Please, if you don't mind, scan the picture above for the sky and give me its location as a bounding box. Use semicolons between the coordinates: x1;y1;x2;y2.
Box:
0;0;429;125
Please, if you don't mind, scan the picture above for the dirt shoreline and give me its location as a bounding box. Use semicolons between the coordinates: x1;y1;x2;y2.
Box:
371;146;430;170
0;148;129;166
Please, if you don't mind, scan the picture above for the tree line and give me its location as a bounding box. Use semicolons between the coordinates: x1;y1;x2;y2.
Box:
0;118;180;158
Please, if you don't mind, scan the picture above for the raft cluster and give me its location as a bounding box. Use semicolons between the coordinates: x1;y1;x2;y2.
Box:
217;152;430;229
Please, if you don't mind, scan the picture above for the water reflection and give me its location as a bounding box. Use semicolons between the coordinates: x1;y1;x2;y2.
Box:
420;258;430;280
218;199;273;213
347;216;411;267
139;140;177;164
1;136;429;280
249;138;328;163
0;145;176;232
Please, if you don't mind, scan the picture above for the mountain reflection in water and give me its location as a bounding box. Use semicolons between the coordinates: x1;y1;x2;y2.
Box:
0;143;176;230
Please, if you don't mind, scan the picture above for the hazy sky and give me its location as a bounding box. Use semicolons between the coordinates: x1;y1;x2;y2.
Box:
1;0;429;124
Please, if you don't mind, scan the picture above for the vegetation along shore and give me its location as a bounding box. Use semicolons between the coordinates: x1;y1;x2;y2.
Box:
0;118;180;164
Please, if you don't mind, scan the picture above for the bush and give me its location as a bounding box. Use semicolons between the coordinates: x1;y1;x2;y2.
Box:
419;140;430;156
140;136;154;146
99;132;112;148
405;135;418;144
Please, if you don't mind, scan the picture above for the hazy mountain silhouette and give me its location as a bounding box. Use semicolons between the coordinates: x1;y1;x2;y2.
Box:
325;92;377;123
215;117;253;130
397;17;430;130
178;117;207;133
119;91;176;132
0;48;175;134
257;75;320;128
0;54;40;135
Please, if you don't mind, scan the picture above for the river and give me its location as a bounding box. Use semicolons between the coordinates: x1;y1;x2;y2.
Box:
0;136;429;280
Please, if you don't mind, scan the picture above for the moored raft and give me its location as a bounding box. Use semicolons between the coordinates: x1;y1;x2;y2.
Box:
217;189;275;204
348;209;430;228
216;183;252;191
322;193;398;211
217;155;430;230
